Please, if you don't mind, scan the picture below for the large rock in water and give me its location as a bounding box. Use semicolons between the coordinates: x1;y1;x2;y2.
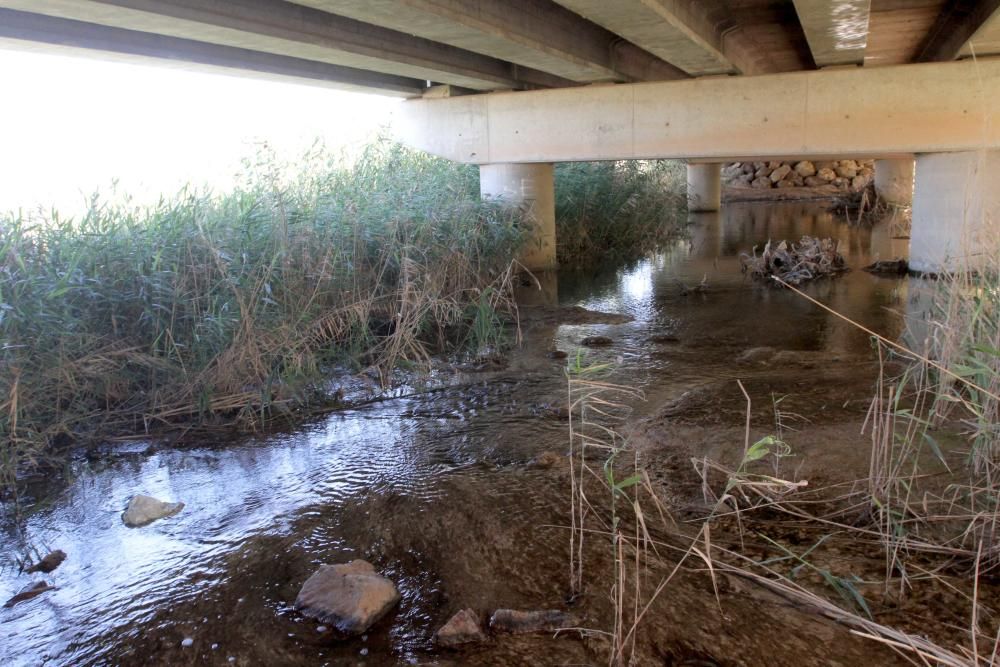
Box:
122;495;184;527
294;560;400;635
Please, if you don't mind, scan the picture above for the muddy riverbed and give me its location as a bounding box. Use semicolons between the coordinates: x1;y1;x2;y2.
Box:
2;202;949;665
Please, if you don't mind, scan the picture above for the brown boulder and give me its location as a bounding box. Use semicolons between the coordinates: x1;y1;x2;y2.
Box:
434;609;487;647
489;609;576;635
294;560;400;635
793;161;816;177
769;164;792;182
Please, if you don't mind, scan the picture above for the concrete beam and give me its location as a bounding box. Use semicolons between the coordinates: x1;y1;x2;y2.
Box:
0;0;572;91
917;0;1000;62
0;8;425;95
290;0;688;83
395;58;1000;164
792;0;870;66
960;4;1000;57
551;0;741;76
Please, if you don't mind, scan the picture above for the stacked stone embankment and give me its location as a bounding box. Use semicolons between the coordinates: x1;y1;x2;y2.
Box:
723;159;875;192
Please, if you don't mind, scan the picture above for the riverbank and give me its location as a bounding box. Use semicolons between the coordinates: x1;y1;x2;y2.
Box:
0;143;685;495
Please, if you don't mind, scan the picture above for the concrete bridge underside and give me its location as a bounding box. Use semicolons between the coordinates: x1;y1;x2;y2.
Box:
2;1;1000;272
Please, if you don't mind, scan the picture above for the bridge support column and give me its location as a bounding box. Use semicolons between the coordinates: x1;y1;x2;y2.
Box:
874;158;915;205
686;163;721;212
480;162;556;271
910;150;1000;273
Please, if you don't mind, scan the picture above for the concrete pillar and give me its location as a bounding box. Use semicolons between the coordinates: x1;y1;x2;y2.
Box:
480;162;556;271
874;158;915;205
910;150;1000;273
686;163;721;212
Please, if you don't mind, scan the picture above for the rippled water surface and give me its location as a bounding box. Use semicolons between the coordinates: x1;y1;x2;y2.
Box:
1;202;913;666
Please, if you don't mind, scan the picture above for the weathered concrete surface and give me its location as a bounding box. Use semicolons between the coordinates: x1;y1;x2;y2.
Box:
552;0;741;75
910;150;1000;273
395;58;1000;164
480;162;556;271
792;0;870;66
291;0;686;83
294;560;400;635
874;158;915;205
687;162;721;212
0;0;566;92
961;7;1000;58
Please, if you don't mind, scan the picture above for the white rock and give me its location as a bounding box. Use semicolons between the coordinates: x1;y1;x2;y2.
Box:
181;638;193;648
122;495;184;527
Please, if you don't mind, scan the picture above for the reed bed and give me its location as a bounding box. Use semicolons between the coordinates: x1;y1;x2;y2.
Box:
0;141;689;491
0;140;529;490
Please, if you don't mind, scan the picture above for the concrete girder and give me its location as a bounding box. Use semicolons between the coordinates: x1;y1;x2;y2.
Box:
918;0;1000;62
960;3;1000;58
289;0;688;83
551;0;745;76
0;8;425;95
394;57;1000;164
0;0;572;92
792;0;871;67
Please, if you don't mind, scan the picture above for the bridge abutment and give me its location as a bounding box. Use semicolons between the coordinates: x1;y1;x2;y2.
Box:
686;163;722;212
479;162;557;271
874;158;915;205
910;150;999;273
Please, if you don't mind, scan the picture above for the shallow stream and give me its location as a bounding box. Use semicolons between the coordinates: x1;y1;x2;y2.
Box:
1;202;915;666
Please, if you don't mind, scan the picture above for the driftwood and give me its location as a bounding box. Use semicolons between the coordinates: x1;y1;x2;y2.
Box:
740;236;848;285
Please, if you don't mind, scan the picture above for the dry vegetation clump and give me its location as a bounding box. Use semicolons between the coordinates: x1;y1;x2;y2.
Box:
739;236;848;285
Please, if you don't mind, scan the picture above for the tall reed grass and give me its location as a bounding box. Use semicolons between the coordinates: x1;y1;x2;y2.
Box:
0;140;529;489
0;141;688;491
555;160;686;266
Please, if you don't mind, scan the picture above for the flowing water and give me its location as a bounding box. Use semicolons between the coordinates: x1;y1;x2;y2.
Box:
1;202;915;666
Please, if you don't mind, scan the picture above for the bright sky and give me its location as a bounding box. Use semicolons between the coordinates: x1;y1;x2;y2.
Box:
0;48;401;215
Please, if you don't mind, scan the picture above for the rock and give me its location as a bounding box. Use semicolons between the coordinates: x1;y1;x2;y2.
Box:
803;176;824;187
648;334;679;343
532;450;564;468
769;164;792;182
737;347;776;364
864;258;908;275
835;161;858;179
26;550;66;574
816;167;836;182
122;495;184;527
754;167;770;179
789;174;805;187
776;180;796;188
751;176;772;189
793;161;816;177
546;350;568;359
832;177;849;188
766;161;782;170
815;160;835;171
434;608;487;646
851;175;869;190
4;581;55;608
489;609;576;635
741;163;755;175
753;161;766;171
181;638;194;648
731;175;753;189
581;335;613;347
294;560;400;635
